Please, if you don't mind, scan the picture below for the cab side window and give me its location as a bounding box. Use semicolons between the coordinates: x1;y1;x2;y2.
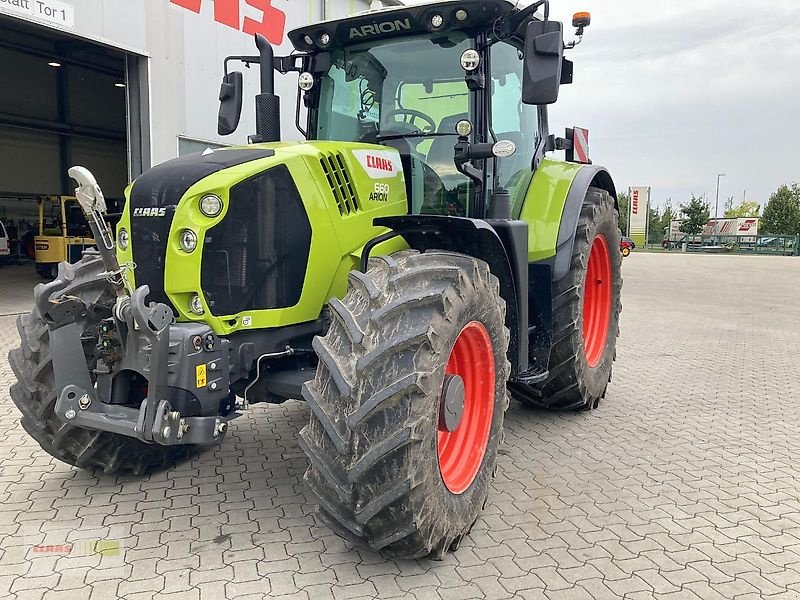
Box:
491;42;540;208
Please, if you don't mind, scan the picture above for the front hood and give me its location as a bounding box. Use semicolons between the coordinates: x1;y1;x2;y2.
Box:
116;141;407;335
122;148;275;309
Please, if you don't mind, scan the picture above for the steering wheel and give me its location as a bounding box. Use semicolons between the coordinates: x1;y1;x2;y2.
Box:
383;108;437;135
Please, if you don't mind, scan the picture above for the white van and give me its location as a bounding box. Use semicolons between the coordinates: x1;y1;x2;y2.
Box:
0;220;10;258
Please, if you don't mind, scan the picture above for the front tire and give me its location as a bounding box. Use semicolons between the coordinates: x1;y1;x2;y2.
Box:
621;246;631;257
299;251;510;559
511;187;622;411
8;255;191;474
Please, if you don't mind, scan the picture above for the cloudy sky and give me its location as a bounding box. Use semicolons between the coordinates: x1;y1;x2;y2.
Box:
402;0;800;212
546;0;800;211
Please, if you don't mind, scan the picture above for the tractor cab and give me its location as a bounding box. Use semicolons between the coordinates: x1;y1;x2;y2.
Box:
308;26;539;218
220;0;573;219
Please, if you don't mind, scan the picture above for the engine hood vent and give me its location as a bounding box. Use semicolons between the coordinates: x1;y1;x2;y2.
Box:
320;152;360;215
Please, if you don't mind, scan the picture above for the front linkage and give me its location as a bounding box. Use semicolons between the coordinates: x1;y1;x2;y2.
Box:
43;169;231;448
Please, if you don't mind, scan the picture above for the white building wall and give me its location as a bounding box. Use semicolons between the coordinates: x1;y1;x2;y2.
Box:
0;0;369;171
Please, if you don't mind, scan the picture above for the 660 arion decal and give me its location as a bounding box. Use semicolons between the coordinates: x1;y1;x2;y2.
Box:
170;0;286;44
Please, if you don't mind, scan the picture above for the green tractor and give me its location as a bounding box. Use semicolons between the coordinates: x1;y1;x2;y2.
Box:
8;0;621;559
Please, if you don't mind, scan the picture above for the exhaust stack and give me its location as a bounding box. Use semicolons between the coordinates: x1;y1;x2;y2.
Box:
252;34;281;143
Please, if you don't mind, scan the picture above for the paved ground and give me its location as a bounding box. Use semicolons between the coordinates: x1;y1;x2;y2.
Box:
0;264;36;316
1;253;800;600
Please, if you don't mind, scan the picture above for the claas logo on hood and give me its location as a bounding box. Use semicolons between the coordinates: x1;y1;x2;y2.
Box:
133;208;167;217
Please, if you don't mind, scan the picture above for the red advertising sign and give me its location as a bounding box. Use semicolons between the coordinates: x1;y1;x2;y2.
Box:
739;219;757;232
171;0;286;44
631;189;639;215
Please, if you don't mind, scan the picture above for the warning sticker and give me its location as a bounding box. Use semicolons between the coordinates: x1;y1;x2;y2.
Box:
196;364;207;389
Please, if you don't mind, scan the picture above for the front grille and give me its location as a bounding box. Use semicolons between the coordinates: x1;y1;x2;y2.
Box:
128;148;274;312
320;152;359;215
200;165;311;316
130;201;178;309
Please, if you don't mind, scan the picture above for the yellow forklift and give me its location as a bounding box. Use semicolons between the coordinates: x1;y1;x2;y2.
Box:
34;196;96;279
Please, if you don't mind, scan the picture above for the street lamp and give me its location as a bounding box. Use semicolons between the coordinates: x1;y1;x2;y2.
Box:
714;173;726;219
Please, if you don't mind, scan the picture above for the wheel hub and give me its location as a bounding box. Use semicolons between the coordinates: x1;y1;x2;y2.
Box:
583;234;612;368
437;321;495;495
439;374;465;433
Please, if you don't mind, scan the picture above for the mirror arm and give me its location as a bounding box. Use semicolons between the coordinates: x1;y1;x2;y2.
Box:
495;0;549;40
223;53;302;77
454;137;485;190
543;134;573;153
274;54;306;74
224;55;261;77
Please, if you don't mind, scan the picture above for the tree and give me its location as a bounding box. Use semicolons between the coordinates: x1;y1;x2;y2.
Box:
660;199;675;239
724;197;734;215
724;200;761;218
617;191;629;235
647;206;663;244
679;195;710;235
761;184;800;235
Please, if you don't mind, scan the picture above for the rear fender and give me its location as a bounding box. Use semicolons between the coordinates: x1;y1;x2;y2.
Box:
373;215;529;378
518;158;617;281
553;165;617;281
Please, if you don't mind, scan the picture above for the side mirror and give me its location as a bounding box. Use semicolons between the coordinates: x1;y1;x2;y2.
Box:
218;71;243;136
521;20;564;105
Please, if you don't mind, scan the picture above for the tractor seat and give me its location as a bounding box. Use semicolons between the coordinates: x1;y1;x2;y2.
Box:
424;113;468;186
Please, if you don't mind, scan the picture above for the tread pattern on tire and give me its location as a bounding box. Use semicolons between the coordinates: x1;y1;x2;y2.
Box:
511;187;623;411
300;250;511;559
8;254;192;474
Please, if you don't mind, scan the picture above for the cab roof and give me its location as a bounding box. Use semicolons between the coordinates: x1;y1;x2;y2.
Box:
288;0;522;53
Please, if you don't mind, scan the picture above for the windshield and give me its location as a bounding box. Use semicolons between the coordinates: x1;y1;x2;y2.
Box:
316;34;473;141
315;33;474;215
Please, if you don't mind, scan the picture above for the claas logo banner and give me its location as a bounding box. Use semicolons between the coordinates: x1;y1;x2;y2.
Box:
170;0;286;44
628;187;650;248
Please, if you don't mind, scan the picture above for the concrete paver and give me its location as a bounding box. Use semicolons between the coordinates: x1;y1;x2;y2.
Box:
1;253;799;598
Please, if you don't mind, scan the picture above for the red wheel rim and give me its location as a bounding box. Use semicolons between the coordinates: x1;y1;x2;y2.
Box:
583;235;612;368
437;321;495;495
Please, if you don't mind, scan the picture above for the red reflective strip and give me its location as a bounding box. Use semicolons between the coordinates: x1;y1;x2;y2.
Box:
574;127;590;163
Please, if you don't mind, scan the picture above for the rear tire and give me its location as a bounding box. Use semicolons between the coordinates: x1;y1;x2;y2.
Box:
300;251;510;559
8;255;192;474
511;187;622;411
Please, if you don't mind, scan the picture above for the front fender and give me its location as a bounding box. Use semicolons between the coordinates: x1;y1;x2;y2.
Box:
373;215;529;378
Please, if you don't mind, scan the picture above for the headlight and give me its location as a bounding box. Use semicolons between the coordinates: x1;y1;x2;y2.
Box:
118;228;129;250
460;49;480;72
189;294;205;315
456;119;473;137
298;72;315;91
199;194;223;217
430;14;444;29
180;229;198;253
